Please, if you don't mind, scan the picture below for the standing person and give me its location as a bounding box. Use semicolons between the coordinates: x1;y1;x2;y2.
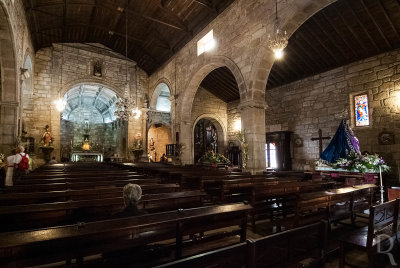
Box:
14;146;30;181
5;149;17;187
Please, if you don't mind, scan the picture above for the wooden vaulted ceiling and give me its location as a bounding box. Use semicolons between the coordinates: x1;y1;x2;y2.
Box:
200;67;240;103
22;0;236;75
201;0;400;102
267;0;400;89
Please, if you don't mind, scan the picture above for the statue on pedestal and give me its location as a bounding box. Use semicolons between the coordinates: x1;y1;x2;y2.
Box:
42;125;53;147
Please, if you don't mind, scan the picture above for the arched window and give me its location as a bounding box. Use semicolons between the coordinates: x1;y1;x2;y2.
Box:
155;83;171;112
22;55;33;94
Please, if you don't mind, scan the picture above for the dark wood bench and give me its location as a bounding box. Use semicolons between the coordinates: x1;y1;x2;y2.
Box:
0;190;207;232
279;185;376;231
0;183;180;205
339;199;399;268
0;203;251;267
5;178;159;193
17;174;152;184
154;221;327;268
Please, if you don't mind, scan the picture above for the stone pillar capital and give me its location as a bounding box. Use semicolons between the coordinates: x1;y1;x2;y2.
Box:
238;99;267;111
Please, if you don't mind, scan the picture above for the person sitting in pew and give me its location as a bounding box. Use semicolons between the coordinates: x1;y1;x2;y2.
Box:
113;183;147;218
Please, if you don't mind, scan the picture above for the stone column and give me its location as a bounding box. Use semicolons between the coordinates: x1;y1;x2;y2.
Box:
179;120;193;165
239;101;266;174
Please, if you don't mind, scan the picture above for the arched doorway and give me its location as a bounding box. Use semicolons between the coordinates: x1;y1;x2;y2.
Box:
60;84;127;162
147;124;171;162
193;118;225;163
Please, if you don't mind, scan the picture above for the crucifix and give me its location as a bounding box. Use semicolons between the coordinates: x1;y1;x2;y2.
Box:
311;129;331;155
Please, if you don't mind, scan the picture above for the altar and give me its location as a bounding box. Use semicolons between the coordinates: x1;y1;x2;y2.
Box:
71;152;103;162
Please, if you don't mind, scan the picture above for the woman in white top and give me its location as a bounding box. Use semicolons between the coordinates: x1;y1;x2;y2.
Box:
5;149;17;187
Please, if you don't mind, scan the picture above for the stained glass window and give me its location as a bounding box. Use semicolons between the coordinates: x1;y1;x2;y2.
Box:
354;94;370;126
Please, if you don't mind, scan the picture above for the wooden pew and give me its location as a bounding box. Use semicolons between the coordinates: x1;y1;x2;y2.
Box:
154;221;327;268
0;203;251;267
339;199;399;268
5;178;159;193
15;175;156;185
279;185;376;230
0;190;207;232
0;184;180;205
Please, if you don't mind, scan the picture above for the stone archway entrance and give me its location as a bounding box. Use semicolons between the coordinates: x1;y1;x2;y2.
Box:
60;84;127;162
147;124;171;162
193;117;225;164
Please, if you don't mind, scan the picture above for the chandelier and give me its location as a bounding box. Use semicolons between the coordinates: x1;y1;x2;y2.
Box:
54;43;67;112
267;0;288;59
114;6;141;121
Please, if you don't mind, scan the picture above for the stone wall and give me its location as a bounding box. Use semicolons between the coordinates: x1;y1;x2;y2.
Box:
147;0;334;170
25;44;148;161
227;100;241;144
148;125;171;162
266;49;400;180
0;0;34;153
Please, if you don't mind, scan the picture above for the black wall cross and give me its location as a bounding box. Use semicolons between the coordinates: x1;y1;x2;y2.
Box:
311;129;331;156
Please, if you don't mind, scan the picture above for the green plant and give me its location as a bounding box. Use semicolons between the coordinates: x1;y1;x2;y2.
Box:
0;153;5;169
331;151;390;173
236;131;248;170
198;150;230;165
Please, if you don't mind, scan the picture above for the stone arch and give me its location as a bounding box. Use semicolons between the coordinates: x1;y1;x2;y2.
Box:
150;78;173;110
179;55;246;122
61;78;124;99
147;123;172;162
191;113;227;164
248;0;335;97
0;2;18;152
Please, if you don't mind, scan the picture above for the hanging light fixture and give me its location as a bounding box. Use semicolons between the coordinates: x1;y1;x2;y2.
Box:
268;0;288;60
54;43;67;112
132;66;142;119
114;5;140;121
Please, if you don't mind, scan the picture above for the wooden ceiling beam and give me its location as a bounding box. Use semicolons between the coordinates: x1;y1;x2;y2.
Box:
332;4;369;56
191;0;214;9
358;0;392;49
302;25;341;66
85;0;98;42
310;16;348;61
158;1;190;32
285;45;314;75
36;23;170;50
29;0;40;46
292;34;327;70
320;10;360;58
28;1;188;33
343;0;380;52
377;0;400;40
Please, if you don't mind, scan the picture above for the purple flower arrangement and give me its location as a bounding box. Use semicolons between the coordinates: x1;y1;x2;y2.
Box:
332;151;390;173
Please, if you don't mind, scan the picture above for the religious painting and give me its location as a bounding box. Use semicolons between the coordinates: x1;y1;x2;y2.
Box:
354;94;369;126
194;119;218;163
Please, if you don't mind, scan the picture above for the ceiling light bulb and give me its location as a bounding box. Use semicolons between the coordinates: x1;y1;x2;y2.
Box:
274;49;284;59
54;98;66;112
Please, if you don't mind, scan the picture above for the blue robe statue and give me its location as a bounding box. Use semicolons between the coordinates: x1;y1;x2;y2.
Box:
320;120;360;163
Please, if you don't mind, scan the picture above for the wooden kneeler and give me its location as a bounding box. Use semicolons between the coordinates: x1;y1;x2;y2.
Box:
339;199;399;268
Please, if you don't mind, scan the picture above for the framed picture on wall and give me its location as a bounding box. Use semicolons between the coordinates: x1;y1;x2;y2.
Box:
378;131;395;145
